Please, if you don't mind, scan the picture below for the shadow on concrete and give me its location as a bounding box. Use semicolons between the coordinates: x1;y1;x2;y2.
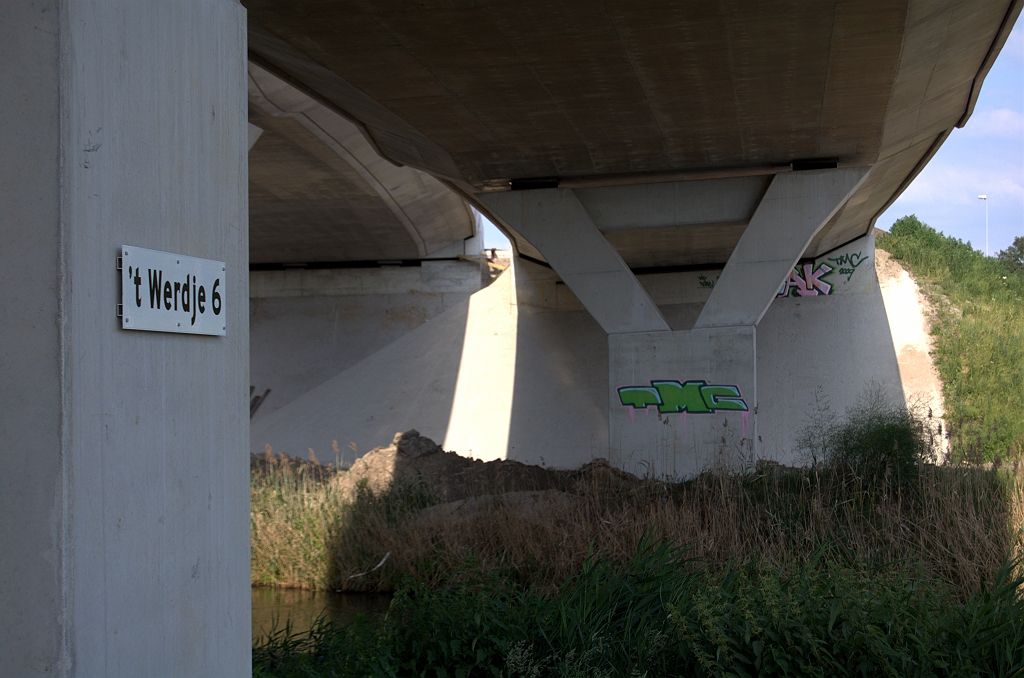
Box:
756;266;906;465
248;297;471;465
250;292;459;422
504;302;610;469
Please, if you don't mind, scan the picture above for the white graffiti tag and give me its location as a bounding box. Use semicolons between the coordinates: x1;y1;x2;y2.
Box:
777;263;833;297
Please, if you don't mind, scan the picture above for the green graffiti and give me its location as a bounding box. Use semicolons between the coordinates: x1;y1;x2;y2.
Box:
698;385;749;411
618;380;749;413
617;386;662;409
651;380;712;413
826;251;869;283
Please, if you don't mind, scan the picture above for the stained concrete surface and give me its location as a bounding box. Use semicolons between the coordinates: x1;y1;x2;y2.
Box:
609;327;757;478
875;248;948;454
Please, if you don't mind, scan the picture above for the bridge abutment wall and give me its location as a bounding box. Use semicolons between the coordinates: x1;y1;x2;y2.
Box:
252;233;907;475
249;260;485;420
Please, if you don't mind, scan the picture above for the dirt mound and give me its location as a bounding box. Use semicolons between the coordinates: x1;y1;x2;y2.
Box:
341;429;643;502
251;429;642;503
416;490;579;528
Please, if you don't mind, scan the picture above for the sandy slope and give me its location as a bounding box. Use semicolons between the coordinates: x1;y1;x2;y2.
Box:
876;248;948;456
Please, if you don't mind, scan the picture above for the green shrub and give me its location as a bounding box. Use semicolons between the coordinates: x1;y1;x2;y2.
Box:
797;387;937;487
997;236;1024;274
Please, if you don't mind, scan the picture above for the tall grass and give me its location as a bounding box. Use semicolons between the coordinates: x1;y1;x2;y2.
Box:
252;396;1024;599
877;215;1024;462
253;462;1023;599
254;541;1024;678
251;392;1024;675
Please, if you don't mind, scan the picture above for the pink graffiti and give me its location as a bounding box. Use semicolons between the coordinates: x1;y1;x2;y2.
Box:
777;263;833;297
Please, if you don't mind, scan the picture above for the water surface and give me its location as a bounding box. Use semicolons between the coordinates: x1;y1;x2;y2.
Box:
252;587;392;642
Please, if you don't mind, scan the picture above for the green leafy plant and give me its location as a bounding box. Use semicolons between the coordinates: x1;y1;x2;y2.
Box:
797;386;937;488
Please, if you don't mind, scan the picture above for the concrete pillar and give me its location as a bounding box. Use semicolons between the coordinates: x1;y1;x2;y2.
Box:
1;2;249;676
695;168;870;328
610;168;870;477
610;326;757;477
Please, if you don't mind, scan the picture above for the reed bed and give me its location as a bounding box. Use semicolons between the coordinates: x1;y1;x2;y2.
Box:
254;538;1024;678
252;456;1024;601
252;394;1024;675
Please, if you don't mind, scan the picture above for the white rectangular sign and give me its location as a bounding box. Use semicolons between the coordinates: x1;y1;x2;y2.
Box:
120;246;226;336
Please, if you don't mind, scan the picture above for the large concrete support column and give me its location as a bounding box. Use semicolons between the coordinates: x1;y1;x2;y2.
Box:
1;3;249;676
609;168;869;478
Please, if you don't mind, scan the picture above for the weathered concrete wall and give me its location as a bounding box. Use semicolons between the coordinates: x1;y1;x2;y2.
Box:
252;234;909;475
875;248;946;423
1;2;250;676
610;328;757;478
757;232;906;464
250;284;474;462
250;260;484;419
249;264;612;467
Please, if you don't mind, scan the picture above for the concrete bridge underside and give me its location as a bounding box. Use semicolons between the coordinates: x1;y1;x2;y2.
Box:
245;0;1021;473
244;0;1022;264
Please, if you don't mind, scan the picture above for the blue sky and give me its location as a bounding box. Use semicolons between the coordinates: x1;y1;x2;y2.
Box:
477;209;510;251
877;21;1024;254
481;22;1024;254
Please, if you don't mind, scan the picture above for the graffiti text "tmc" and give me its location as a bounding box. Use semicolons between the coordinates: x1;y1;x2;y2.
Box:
618;380;748;414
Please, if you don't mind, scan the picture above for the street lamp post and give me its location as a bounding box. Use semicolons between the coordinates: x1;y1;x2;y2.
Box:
978;195;989;256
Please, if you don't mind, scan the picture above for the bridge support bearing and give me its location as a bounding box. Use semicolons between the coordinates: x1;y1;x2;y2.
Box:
1;2;249;676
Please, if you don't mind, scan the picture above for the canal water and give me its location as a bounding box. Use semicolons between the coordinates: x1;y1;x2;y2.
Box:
252;587;393;642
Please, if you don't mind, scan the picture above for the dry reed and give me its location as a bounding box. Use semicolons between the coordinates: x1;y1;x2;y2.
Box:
251;457;1024;601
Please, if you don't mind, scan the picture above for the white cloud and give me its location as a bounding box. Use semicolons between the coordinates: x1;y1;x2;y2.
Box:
960;107;1024;138
897;160;1024;205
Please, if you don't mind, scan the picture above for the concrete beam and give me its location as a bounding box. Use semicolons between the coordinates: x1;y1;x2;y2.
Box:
695;167;870;329
480;189;670;334
247;62;475;261
572;175;769;231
